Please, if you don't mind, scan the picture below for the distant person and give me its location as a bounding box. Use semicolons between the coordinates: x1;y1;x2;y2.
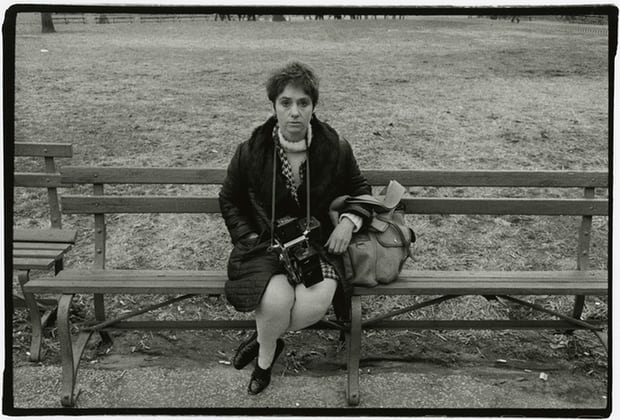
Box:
219;61;372;394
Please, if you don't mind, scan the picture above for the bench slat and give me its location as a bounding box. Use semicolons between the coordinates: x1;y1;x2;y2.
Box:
13;249;66;259
28;281;604;296
60;167;609;188
61;167;227;185
401;197;608;216
13;258;56;270
50;269;227;279
13;228;77;243
24;281;226;294
62;196;221;214
14;173;63;188
363;170;608;188
355;282;606;296
23;269;607;295
23;270;228;294
60;195;608;216
14;143;73;158
47;269;605;281
354;270;607;296
13;242;72;251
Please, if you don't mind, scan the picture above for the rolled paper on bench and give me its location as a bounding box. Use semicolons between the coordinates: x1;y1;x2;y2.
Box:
345;180;407;211
328;180;407;226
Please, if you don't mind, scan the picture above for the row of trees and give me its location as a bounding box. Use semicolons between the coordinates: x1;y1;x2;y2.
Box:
39;12;607;33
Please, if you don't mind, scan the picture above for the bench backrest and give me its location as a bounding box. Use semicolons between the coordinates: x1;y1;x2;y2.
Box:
14;142;73;229
59;167;608;270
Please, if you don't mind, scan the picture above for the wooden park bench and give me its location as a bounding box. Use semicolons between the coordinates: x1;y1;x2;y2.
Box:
52;14;87;24
22;166;608;407
139;15;180;23
13;142;77;362
106;15;136;24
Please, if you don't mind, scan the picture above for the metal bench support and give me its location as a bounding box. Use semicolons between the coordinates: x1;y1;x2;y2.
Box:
346;295;362;406
58;294;96;407
17;271;44;362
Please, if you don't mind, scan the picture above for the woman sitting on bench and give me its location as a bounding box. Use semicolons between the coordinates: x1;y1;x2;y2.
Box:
219;61;372;395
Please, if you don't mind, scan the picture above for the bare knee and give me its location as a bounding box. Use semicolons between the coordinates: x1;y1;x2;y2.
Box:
257;274;295;316
289;279;337;329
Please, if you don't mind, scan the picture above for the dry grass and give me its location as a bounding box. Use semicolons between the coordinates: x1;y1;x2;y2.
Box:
11;14;609;371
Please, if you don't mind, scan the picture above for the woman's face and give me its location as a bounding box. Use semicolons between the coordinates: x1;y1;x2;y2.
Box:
274;84;314;142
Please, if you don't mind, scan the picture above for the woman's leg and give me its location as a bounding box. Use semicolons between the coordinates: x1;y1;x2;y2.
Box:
255;274;294;369
288;278;338;331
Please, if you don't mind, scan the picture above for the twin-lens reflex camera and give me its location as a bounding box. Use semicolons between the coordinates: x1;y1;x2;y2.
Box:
272;216;323;287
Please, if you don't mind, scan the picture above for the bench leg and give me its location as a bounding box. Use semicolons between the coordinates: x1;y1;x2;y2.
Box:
17;271;44;362
566;295;586;334
54;258;64;275
93;293;114;351
58;294;95;407
346;295;362;406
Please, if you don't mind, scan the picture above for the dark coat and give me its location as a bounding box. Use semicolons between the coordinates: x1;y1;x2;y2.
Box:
219;115;372;318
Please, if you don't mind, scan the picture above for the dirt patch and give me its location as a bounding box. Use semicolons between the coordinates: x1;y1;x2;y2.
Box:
17;326;603;409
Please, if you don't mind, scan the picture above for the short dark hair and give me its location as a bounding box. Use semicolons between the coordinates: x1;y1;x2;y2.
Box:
265;61;319;107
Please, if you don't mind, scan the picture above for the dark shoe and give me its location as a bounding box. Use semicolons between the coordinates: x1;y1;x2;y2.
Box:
233;331;258;370
247;339;285;395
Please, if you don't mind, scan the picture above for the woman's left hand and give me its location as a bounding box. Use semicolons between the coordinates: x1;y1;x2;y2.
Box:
325;218;355;254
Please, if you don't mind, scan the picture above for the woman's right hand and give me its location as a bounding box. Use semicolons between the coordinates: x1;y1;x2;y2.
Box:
324;218;355;255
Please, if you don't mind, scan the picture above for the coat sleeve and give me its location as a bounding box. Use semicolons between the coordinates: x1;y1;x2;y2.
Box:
219;143;255;244
338;138;374;227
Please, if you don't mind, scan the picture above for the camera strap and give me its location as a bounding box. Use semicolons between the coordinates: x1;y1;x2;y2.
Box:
304;134;311;235
270;130;312;248
270;142;277;248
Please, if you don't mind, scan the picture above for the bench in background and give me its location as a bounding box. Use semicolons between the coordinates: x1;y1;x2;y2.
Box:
52;14;87;24
22;167;608;407
13;142;77;362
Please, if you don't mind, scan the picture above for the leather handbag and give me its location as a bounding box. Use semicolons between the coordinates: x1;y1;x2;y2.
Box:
329;180;415;287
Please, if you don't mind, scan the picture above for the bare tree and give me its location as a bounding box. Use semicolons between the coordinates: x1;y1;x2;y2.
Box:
41;12;55;33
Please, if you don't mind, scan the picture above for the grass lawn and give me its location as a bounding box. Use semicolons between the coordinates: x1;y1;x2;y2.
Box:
10;13;609;387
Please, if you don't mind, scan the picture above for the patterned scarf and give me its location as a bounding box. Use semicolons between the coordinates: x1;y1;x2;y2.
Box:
272;124;309;205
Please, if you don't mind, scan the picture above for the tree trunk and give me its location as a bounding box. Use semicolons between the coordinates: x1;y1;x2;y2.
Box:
41;13;55;33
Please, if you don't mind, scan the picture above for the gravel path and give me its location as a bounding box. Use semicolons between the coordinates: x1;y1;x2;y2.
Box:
9;362;608;412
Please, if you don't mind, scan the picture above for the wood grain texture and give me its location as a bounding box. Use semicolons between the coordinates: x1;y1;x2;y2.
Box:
14;142;73;158
13;258;55;270
61;167;227;184
14;173;63;188
353;270;608;296
13;228;77;243
60;195;608;216
363;170;608;188
60;167;608;188
61;196;220;213
13;242;72;251
13;249;66;259
23;269;607;295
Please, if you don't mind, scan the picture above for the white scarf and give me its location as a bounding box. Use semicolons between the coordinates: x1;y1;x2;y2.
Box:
277;123;312;153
